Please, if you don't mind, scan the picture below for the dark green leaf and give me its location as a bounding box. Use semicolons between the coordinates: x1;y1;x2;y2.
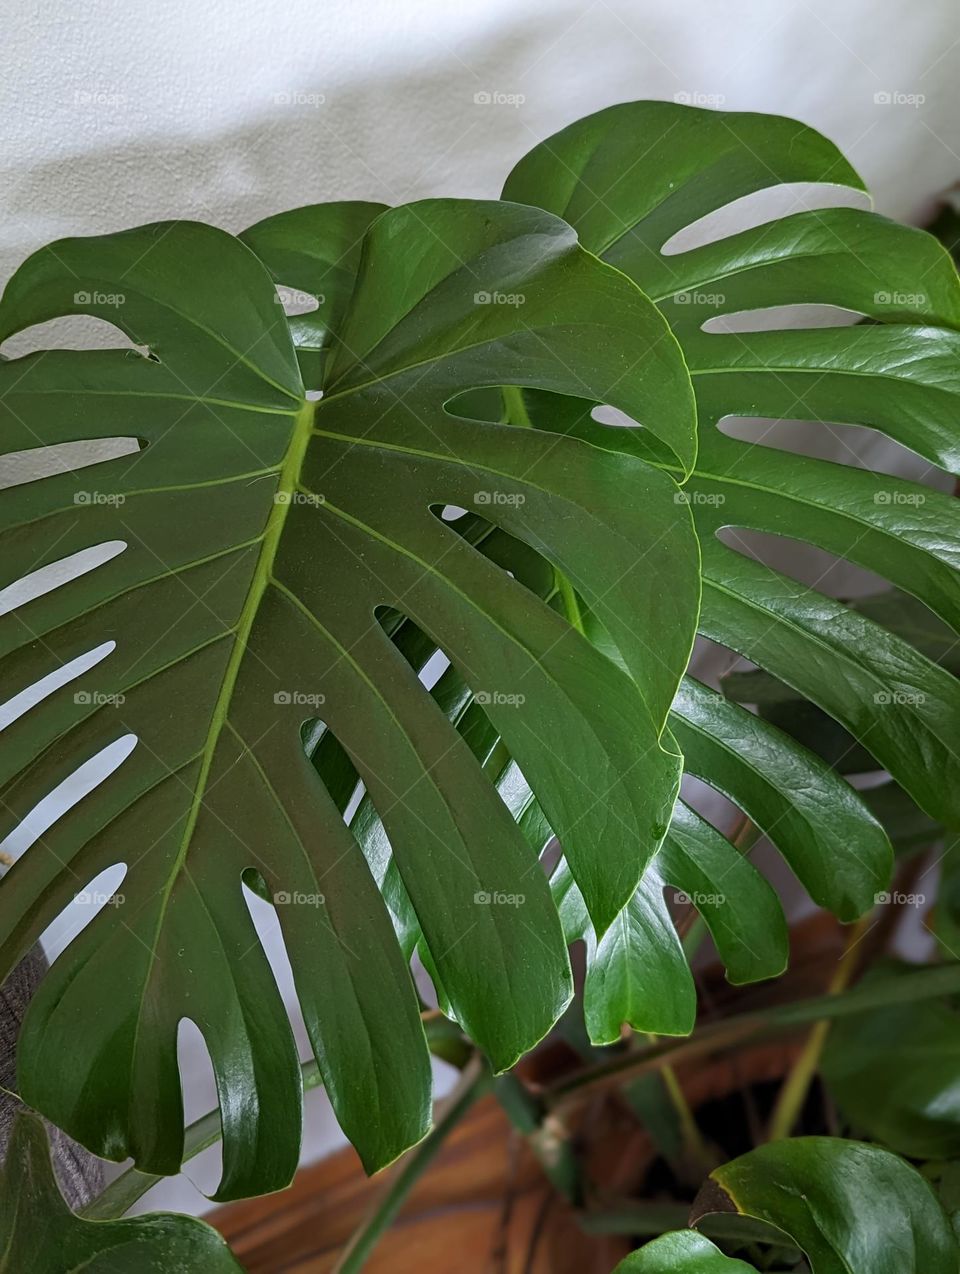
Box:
822;964;960;1158
504;100;960;834
0;201;699;1192
0;1112;243;1273
693;1137;959;1273
614;1230;754;1272
553;799;788;1040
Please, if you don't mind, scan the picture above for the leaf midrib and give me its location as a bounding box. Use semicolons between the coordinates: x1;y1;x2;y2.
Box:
123;397;314;1096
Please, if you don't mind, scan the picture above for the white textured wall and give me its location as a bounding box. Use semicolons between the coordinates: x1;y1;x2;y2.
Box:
1;0;958;285
1;0;958;1218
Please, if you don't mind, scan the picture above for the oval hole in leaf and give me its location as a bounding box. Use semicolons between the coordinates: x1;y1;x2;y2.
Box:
701;303;865;334
0;541;127;615
0;733;137;867
716;413;954;486
0;314;147;358
0;438;142;488
176;1017;224;1196
0;639;116;731
42;860;127;963
662;181;871;255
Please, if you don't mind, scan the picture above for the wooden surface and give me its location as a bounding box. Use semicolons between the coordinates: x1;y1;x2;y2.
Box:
211;916;847;1272
212;1092;630;1272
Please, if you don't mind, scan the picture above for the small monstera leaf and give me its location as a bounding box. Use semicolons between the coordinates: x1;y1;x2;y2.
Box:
614;1231;754;1272
504;101;960;835
0;1112;243;1273
691;1138;960;1273
0;201;700;1194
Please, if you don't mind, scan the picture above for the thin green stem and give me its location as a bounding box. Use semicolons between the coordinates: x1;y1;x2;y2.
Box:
501;384;534;428
657;1059;711;1173
546;959;960;1107
333;1055;491;1274
494;1071;580;1202
766;911;873;1141
556;573;585;634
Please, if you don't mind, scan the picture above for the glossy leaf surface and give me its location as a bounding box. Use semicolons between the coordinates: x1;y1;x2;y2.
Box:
504;100;960;835
0;1113;243;1273
0;201;698;1192
693;1137;959;1273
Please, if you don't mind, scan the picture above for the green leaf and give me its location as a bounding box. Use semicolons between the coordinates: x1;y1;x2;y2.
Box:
333;526;883;1044
693;1137;959;1273
241;200;387;384
504;100;960;834
669;677;890;921
822;964;960;1158
0;1112;243;1273
0;201;699;1192
614;1230;754;1272
553;799;788;1041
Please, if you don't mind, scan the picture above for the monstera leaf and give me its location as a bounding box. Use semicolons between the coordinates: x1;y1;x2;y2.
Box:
616;1139;960;1272
243;118;950;1041
273;520;880;1041
614;1231;754;1272
0;1112;243;1273
250;103;960;1043
503;101;960;834
0;201;700;1194
690;1138;960;1273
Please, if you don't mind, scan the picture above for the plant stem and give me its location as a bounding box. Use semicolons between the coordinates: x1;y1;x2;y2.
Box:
658;1059;711;1172
334;1054;491;1274
546;958;960;1107
501;384;533;428
556;573;585;634
494;1071;580;1202
766;911;872;1141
